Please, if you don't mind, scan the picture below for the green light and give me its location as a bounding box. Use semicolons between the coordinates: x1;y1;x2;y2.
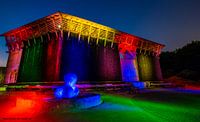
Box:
61;94;200;122
137;54;155;81
18;38;44;82
0;86;6;91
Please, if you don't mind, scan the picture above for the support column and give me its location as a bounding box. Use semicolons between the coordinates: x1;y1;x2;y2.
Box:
55;31;63;80
120;52;139;82
153;55;163;80
137;53;155;81
98;43;122;81
45;31;63;81
5;47;23;84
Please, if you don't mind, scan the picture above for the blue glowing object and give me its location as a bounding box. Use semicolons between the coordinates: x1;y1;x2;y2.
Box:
64;73;78;86
54;87;64;98
132;82;145;89
62;86;79;98
73;94;102;109
55;73;79;99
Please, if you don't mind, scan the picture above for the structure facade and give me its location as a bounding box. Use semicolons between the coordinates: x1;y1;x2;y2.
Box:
0;12;164;84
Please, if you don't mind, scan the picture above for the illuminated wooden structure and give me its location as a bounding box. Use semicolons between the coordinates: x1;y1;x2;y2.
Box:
1;12;164;84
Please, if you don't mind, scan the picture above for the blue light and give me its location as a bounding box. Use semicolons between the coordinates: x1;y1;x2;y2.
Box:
120;52;138;82
64;73;78;86
132;82;145;89
54;73;79;99
54;87;64;98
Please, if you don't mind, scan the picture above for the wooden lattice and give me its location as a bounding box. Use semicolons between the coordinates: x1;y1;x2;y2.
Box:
1;12;164;55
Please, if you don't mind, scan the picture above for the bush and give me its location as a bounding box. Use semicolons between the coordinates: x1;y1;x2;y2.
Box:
160;40;200;81
177;70;200;81
0;73;4;84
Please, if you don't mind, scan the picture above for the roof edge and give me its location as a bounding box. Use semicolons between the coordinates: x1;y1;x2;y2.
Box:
0;11;165;47
0;11;62;36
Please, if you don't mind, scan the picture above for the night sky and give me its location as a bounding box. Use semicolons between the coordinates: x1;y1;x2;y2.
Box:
0;0;200;66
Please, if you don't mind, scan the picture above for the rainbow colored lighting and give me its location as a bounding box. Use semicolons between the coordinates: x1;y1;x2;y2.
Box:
1;12;165;84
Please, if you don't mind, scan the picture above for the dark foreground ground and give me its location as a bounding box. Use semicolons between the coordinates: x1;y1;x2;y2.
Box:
0;88;200;122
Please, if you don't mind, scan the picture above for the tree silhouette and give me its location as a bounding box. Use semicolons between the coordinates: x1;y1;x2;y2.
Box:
0;67;6;84
160;41;200;81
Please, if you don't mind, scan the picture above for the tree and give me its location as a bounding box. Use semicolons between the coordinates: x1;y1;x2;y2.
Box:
160;40;200;81
0;72;4;84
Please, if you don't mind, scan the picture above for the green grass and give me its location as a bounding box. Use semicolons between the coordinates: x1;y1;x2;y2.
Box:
51;91;200;122
1;90;199;122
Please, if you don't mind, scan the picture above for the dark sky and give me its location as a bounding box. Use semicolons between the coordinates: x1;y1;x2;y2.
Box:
0;0;200;66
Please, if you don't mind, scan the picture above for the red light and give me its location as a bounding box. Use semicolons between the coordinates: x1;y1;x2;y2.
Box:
115;33;138;53
0;91;51;118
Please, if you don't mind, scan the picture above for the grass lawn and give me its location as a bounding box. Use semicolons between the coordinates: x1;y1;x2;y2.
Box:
0;89;200;122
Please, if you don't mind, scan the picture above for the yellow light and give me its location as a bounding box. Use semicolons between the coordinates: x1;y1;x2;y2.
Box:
58;25;61;29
